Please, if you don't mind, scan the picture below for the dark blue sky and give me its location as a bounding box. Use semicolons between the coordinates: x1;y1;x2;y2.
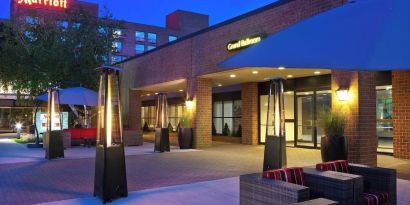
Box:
0;0;277;27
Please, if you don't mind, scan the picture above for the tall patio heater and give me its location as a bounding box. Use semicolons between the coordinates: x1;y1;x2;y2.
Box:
44;86;64;159
263;78;287;171
154;93;170;152
94;66;128;203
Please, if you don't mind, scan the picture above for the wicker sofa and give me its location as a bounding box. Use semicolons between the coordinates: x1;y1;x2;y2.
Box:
315;160;397;205
240;167;359;205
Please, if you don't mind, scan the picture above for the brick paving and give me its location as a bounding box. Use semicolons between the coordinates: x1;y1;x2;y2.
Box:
0;141;409;205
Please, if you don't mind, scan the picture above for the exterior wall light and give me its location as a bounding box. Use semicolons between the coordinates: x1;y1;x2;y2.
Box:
94;65;127;203
185;100;194;110
336;88;350;102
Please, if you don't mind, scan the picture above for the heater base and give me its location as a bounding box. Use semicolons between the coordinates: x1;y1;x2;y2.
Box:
263;135;287;171
94;145;128;203
154;128;170;152
44;131;64;159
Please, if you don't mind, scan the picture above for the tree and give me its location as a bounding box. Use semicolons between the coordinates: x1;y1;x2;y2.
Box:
222;122;230;136
0;8;121;102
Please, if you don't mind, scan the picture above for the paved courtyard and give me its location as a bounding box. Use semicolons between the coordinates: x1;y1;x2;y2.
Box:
0;133;409;205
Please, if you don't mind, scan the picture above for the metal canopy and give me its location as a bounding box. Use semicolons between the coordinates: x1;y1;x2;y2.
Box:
219;0;410;71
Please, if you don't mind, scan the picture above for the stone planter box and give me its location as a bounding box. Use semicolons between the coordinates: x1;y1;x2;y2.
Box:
123;129;143;146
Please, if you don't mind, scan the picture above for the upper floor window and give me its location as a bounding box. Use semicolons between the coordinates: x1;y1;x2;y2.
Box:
72;22;81;29
147;33;157;43
168;35;177;42
58;21;69;29
111;55;125;64
147;45;156;51
135;44;145;54
98;26;107;34
114;29;123;38
135;31;145;42
25;16;39;25
112;41;123;52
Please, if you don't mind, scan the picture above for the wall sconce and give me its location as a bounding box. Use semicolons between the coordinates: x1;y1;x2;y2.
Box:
185;99;194;110
336;88;350;102
94;65;128;203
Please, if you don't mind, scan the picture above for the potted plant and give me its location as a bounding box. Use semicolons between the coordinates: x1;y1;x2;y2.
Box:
318;109;348;162
222;122;230;136
177;115;193;149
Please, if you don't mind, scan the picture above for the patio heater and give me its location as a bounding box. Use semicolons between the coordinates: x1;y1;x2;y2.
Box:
154;93;170;152
94;66;128;203
44;86;64;159
263;78;287;171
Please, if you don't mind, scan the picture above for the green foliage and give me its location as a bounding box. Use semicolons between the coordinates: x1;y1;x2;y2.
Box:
222;122;230;136
318;109;347;137
0;8;121;102
236;124;242;137
179;115;191;128
212;122;216;135
143;121;149;132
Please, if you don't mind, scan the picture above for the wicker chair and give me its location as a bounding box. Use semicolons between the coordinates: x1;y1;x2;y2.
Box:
315;160;397;205
240;169;353;205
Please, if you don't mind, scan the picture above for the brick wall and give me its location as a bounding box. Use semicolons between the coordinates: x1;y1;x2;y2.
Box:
241;83;259;145
392;71;410;159
331;71;377;166
128;90;142;135
189;78;213;148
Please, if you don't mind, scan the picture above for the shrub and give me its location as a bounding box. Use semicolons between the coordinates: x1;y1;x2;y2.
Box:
222;123;230;136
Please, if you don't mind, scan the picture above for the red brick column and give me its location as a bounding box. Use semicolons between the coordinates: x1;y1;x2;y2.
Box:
241;83;259;145
331;71;377;166
188;77;213;148
129;89;142;134
392;71;410;159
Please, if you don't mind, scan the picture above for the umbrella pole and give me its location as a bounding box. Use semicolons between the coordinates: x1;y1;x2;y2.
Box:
27;100;43;148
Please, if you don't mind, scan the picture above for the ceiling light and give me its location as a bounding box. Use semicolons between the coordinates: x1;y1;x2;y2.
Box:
154;92;159;95
287;75;293;78
230;74;236;78
252;71;259;74
278;67;285;70
179;89;184;92
217;84;223;87
314;71;321;75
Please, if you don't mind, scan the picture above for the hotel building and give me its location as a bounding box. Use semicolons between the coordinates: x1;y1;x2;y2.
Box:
0;0;208;131
117;0;410;164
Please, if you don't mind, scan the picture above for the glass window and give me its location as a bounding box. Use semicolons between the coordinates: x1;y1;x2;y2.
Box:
213;100;241;136
58;21;68;29
376;85;393;153
98;26;107;34
135;44;145;54
135;31;145;41
113;29;122;38
111;55;125;63
72;22;81;29
112;41;122;52
147;45;156;51
25;16;39;25
168;35;177;42
147;33;157;43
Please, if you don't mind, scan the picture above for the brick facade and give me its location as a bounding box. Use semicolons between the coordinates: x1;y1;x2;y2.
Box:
241;83;259;145
392;71;410;159
188;78;213;148
128;89;142;133
331;71;377;166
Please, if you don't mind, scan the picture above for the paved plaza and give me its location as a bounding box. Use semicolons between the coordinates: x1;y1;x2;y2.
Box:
0;133;409;205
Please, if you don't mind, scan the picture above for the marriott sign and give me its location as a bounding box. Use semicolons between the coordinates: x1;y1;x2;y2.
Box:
17;0;68;9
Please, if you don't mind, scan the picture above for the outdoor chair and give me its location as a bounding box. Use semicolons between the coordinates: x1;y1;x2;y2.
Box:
316;160;397;205
240;167;342;205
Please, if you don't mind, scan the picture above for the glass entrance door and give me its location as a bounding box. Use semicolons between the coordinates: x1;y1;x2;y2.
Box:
296;92;315;147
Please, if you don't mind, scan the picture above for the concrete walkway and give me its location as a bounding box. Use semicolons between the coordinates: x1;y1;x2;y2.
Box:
0;138;198;165
36;177;410;205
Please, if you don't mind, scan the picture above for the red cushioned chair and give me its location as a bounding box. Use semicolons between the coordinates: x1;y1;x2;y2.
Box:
316;160;396;205
64;128;97;146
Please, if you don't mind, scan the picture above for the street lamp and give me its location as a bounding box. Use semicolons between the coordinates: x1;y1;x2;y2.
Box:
44;86;64;159
94;65;128;203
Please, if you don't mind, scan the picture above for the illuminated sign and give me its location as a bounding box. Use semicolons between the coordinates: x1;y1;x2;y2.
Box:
17;0;68;9
227;35;263;51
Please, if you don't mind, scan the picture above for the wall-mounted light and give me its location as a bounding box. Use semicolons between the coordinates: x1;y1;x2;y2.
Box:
336;88;350;101
185;100;194;110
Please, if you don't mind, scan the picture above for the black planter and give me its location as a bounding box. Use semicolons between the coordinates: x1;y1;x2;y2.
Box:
178;128;193;149
154;128;170;152
321;136;348;162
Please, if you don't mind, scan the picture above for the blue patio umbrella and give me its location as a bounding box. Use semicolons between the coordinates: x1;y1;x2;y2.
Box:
36;87;98;106
219;0;410;70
